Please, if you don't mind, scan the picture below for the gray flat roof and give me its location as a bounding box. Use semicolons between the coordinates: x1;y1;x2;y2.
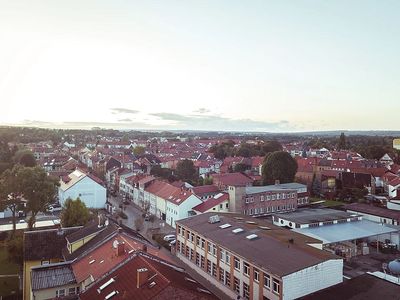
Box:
292;220;399;244
246;186;297;195
274;208;358;224
177;213;339;277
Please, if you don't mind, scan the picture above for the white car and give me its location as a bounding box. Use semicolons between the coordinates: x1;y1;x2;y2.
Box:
169;240;176;246
163;234;176;242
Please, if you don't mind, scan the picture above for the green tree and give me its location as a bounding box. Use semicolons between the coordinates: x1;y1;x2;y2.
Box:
262;140;283;154
13;149;36;167
233;163;250;173
176;159;197;183
18;166;59;229
262;151;298;185
0;165;24;236
338;132;347;150
61;197;90;227
7;232;23;265
133;146;145;156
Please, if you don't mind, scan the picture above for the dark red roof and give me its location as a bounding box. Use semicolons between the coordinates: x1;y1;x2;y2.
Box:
193;193;229;213
80;253;217;300
191;185;220;196
212;172;253;187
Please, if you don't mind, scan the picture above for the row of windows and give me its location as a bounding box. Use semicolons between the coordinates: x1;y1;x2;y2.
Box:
245;192;296;203
177;241;280;299
244;203;296;215
167;206;178;215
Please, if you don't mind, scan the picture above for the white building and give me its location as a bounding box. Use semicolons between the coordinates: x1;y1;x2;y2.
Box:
176;213;343;300
58;170;106;209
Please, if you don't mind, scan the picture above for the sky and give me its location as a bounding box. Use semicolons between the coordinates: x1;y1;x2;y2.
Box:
0;0;399;132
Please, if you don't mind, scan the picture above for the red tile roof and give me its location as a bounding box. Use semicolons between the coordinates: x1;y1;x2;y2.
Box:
212;172;253;187
145;180;198;205
80;253;216;300
192;193;229;213
191;185;220;196
72;233;172;283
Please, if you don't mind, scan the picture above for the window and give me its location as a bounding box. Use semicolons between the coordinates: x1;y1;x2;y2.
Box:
225;251;231;265
212;263;217;277
243;282;250;300
264;273;271;289
273;278;280;294
196;236;200;246
220;204;223;209
56;289;65;297
212;244;217;256
190;232;194;242
208;243;212;254
68;287;76;296
234;257;240;270
41;260;50;265
261;195;264;201
243;262;249;276
196;253;200;267
220;249;225;262
254;268;259;282
245;198;249;204
234;277;240;294
226;203;229;208
201;255;205;269
201;238;205;249
219;268;225;283
225;271;231;286
182;228;185;237
267;195;271;200
207;260;212;275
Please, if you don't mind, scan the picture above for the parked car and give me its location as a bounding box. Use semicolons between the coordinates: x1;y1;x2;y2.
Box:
169;239;176;247
163;234;176;242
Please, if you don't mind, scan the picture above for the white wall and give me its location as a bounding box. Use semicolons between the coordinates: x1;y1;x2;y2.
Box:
166;195;202;228
346;209;397;225
59;176;106;209
282;259;343;300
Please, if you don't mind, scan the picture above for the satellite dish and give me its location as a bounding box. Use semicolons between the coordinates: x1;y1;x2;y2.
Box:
112;240;119;249
105;219;109;226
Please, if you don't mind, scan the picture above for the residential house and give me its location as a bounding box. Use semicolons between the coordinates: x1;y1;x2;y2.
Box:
58;169;106;209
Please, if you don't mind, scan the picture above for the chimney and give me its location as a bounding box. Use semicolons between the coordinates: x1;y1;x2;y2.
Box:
142;244;147;253
275;180;280;185
136;268;149;288
116;241;125;256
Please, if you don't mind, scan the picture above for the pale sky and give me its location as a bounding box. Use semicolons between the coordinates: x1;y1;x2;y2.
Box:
0;1;399;132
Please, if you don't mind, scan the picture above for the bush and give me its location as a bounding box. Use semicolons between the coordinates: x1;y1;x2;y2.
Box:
0;231;8;242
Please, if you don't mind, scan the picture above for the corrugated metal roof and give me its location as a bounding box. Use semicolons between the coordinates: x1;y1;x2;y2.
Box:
31;262;76;290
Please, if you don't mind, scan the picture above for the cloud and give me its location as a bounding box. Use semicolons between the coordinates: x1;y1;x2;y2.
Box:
118;118;133;122
110;108;139;115
150;112;292;132
193;108;211;114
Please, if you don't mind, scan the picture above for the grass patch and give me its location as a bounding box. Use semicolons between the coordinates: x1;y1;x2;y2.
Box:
0;244;19;275
0;276;19;297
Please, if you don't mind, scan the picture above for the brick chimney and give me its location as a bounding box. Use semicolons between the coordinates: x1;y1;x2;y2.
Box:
116;241;125;256
136;268;149;288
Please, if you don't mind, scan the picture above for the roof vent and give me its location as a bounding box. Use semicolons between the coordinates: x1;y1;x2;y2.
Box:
258;226;271;230
149;281;156;288
246;234;258;240
209;215;220;224
97;278;115;293
232;228;244;234
219;223;232;229
89;259;96;264
105;290;119;300
245;221;257;225
184;277;197;283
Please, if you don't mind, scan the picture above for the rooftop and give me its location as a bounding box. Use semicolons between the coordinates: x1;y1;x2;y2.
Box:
24;227;81;261
300;272;400;300
274;208;358;225
31;262;76;291
345;203;400;221
292;219;398;244
177;213;338;277
80;252;217;300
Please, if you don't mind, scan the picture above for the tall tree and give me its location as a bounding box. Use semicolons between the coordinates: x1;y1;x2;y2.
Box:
61;197;90;227
262;151;298;185
338;132;347;150
18;166;59;229
0;165;24;236
176;159;197;183
13;149;36;167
